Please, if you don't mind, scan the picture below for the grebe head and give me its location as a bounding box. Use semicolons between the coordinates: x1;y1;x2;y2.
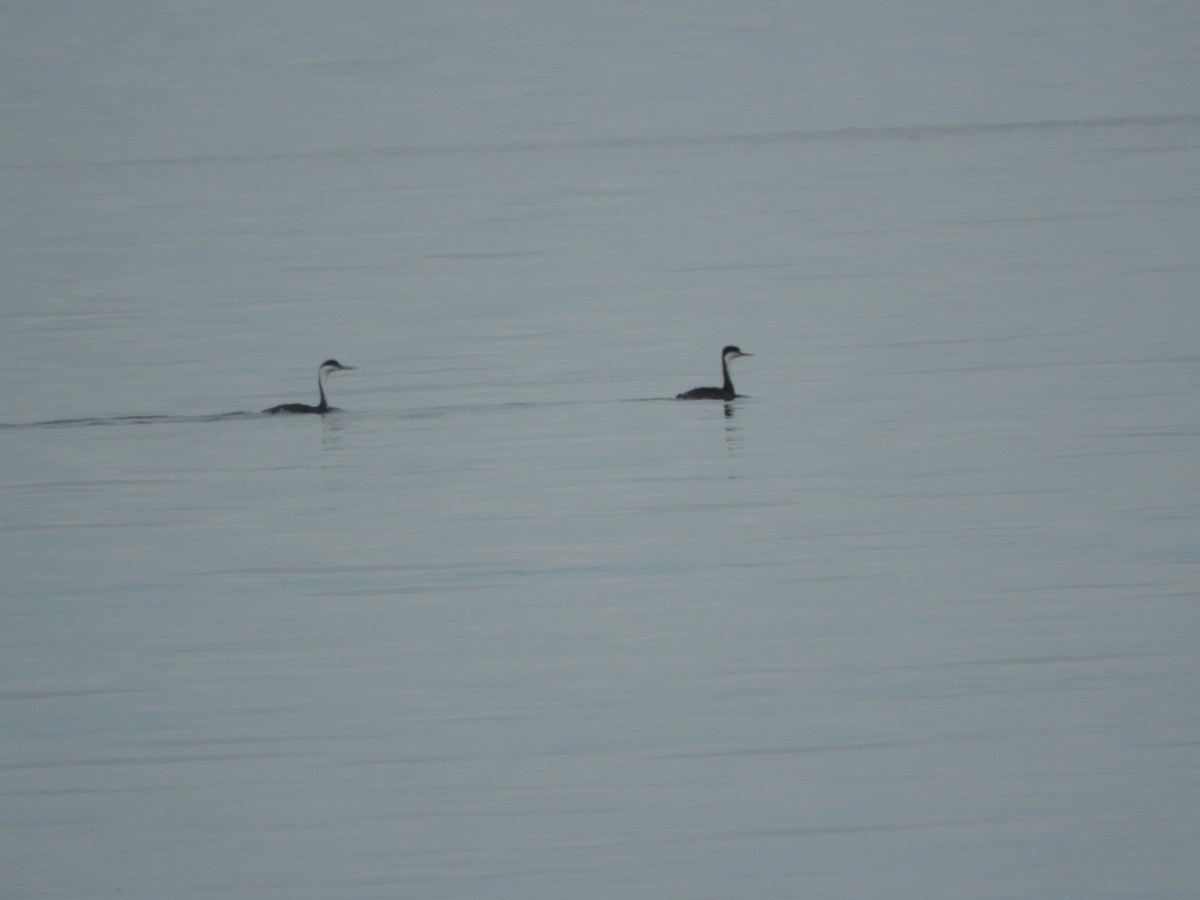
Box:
319;359;356;376
723;345;751;361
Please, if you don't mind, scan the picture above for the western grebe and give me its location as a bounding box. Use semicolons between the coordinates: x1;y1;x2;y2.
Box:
676;345;752;400
263;360;356;414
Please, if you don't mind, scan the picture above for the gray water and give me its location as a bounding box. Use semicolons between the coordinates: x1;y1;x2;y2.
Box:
3;4;1200;898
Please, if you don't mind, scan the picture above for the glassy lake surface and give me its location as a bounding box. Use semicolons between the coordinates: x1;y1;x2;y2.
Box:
3;4;1199;898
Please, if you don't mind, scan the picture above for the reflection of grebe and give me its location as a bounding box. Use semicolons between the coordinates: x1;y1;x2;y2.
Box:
263;360;356;414
676;346;752;400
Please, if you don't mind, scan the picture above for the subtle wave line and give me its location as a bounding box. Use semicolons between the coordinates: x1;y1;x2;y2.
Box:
8;113;1199;171
0;412;259;430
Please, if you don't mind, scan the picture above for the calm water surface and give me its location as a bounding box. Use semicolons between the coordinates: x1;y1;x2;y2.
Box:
3;4;1199;898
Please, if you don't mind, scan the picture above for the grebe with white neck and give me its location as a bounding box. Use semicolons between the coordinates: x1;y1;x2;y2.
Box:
263;360;356;414
676;346;752;400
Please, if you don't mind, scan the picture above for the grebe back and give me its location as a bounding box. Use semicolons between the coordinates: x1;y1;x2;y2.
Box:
263;359;356;414
676;345;752;400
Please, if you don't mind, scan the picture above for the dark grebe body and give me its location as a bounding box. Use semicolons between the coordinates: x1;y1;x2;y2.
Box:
676;346;751;400
263;360;355;414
